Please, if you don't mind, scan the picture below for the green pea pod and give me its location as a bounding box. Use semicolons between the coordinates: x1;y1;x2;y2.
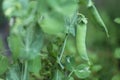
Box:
76;14;90;64
87;0;109;37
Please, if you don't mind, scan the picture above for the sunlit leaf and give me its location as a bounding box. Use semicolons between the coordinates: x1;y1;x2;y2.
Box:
0;78;4;80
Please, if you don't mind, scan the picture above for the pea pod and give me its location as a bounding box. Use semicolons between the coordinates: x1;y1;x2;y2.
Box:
87;0;109;37
76;14;90;64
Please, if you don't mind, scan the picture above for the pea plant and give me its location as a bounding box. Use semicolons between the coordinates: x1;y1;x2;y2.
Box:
0;0;109;80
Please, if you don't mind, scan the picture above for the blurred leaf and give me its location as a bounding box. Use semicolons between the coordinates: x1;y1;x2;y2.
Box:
19;0;29;9
114;48;120;59
47;42;57;58
37;0;49;14
65;56;75;71
8;32;24;60
20;26;43;60
65;13;77;37
28;56;41;75
6;65;20;80
65;77;74;80
68;11;78;36
23;15;35;26
8;25;43;60
114;18;120;24
3;0;22;17
91;65;102;72
69;27;75;36
47;0;78;16
68;77;74;80
40;14;65;35
112;74;120;80
52;69;64;80
74;64;91;79
88;52;98;63
0;55;9;75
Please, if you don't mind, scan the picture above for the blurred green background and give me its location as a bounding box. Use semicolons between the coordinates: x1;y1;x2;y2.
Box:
0;0;120;80
86;0;120;80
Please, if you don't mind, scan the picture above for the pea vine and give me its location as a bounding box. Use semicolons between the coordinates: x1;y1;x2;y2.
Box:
0;0;109;80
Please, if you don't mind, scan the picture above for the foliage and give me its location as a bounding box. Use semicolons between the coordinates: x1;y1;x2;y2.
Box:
0;0;114;80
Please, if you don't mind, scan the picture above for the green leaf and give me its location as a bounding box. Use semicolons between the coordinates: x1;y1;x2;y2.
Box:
114;18;120;24
8;26;44;60
52;70;64;80
0;78;4;80
6;65;20;80
65;56;75;71
28;56;41;75
0;55;9;75
37;0;49;14
47;0;78;16
114;48;120;59
65;14;77;36
112;74;120;80
8;34;24;60
47;42;57;58
40;13;65;35
74;64;91;79
21;26;43;60
68;77;74;80
64;77;74;80
92;65;102;72
19;0;29;9
23;15;35;26
3;0;23;17
8;25;25;60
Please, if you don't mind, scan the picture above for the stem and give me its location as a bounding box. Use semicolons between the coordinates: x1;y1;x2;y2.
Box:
57;59;64;69
23;61;28;80
59;34;68;61
68;71;74;77
21;62;24;80
58;34;68;69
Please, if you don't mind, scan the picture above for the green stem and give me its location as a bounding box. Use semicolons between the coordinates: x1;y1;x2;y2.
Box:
23;61;28;80
59;35;68;61
58;34;68;69
21;62;24;80
68;70;74;77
